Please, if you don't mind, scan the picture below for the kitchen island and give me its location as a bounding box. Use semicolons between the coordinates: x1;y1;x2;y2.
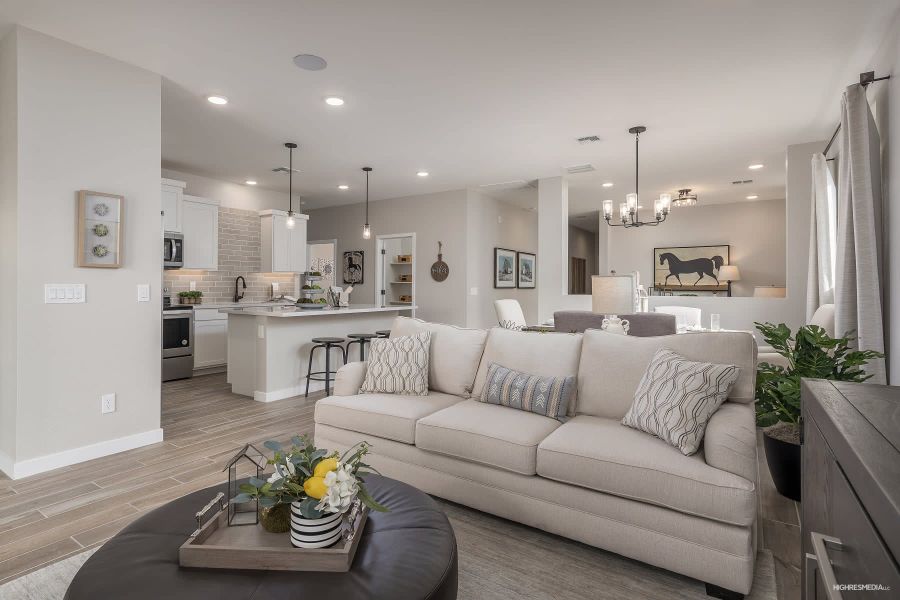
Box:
221;304;414;401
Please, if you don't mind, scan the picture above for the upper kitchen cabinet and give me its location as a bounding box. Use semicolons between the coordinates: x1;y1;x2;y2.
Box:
161;178;187;233
260;209;308;273
182;195;219;270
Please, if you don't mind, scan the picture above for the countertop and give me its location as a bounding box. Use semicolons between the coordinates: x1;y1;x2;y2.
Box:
186;301;293;310
219;304;416;318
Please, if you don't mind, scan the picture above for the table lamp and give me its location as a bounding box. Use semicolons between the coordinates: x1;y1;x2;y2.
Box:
718;265;741;297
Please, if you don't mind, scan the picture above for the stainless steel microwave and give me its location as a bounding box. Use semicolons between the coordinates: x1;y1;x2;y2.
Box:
163;232;184;269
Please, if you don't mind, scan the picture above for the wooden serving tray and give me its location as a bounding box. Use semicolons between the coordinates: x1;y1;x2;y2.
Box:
179;501;368;572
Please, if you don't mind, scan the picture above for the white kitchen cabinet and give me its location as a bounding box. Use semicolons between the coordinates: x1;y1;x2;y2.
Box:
161;178;186;233
194;309;228;369
260;209;308;273
182;195;219;270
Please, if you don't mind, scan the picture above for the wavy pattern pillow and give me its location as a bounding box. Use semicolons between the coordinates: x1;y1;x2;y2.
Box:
622;348;740;455
479;362;575;421
359;332;431;396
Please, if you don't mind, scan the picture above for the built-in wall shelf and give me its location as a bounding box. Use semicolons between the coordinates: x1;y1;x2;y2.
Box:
390;301;413;306
390;261;413;266
377;233;416;317
390;281;412;284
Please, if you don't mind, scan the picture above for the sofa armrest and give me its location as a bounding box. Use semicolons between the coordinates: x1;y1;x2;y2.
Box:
757;351;790;369
333;361;368;396
704;402;758;484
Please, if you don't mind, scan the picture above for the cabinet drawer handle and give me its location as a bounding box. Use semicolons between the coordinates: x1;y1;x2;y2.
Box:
805;532;844;600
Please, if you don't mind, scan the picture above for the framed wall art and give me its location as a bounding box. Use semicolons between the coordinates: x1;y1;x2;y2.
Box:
517;252;536;288
343;250;364;284
494;247;516;288
77;190;123;268
653;245;730;292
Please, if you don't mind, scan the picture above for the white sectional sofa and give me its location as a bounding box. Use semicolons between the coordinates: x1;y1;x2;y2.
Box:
314;317;759;598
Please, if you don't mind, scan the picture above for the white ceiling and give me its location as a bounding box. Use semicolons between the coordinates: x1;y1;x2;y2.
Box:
2;0;897;211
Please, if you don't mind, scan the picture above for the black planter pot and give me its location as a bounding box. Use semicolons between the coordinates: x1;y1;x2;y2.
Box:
763;432;801;502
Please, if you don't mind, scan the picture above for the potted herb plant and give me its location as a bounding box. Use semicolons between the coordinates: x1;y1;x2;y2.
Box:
178;290;203;305
231;435;387;547
754;322;883;501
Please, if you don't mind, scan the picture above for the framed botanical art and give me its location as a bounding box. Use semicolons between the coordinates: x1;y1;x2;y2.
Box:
517;252;536;288
493;247;516;288
342;250;364;284
653;245;730;292
77;190;123;268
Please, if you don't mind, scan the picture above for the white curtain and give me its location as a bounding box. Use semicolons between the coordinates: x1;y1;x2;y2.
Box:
834;83;886;383
806;153;837;320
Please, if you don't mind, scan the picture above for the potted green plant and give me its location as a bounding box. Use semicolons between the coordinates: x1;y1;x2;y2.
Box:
178;290;203;305
754;322;883;501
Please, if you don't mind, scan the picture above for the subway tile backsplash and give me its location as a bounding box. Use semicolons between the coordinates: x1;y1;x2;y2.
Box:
164;207;297;304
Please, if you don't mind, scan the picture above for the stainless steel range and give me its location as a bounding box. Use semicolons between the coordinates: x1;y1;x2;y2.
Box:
162;300;194;381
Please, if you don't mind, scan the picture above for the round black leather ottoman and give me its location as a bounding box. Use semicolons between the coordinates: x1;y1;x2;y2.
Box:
65;475;457;600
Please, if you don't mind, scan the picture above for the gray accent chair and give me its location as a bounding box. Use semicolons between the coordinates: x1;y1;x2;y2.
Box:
553;311;677;337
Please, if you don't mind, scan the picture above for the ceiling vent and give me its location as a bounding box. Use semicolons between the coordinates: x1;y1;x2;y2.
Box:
566;163;596;174
272;167;300;173
576;135;600;144
731;179;753;185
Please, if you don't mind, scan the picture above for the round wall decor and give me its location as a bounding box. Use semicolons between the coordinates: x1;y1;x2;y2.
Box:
430;241;449;282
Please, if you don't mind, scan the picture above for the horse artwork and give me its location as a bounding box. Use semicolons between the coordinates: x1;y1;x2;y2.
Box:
342;250;364;284
654;245;730;293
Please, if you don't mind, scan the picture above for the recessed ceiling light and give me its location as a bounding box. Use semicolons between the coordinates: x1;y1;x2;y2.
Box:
207;95;228;105
746;195;759;200
416;171;429;177
325;96;344;106
748;163;764;170
602;182;614;188
338;184;349;190
245;180;257;185
293;54;328;71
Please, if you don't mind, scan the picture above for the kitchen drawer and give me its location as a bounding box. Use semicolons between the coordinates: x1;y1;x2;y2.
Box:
194;308;228;321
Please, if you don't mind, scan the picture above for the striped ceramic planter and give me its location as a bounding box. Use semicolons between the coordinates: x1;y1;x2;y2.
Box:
289;504;343;548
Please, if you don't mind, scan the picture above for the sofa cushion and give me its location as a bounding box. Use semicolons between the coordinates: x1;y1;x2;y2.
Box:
314;392;462;444
360;332;431;396
415;400;561;475
536;415;756;526
576;330;757;419
390;317;488;397
622;349;741;455
478;362;576;421
470;328;583;406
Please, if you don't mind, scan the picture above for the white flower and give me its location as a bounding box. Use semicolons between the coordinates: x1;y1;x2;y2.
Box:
315;463;359;514
267;472;281;484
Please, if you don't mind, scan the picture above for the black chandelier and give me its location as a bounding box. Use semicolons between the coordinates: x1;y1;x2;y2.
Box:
603;126;671;228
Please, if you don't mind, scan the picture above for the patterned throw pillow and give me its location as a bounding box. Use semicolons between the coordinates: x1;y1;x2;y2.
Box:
478;363;575;422
359;332;431;396
622;348;740;455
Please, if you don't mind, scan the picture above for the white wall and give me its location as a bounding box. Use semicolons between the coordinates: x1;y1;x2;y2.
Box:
465;190;539;328
306;190;469;325
162;168;288;212
0;30;18;464
0;27;162;477
866;10;899;383
607;199;787;298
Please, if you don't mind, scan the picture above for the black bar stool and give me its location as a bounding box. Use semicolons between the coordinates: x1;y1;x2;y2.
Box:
305;337;347;397
347;333;378;361
375;330;391;338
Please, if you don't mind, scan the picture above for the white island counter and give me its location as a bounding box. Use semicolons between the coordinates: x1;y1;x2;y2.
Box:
222;304;415;401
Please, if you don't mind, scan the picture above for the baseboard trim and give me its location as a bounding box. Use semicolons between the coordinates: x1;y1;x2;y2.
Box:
252;380;324;403
2;428;164;480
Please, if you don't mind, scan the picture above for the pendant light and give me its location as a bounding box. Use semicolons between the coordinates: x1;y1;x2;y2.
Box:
362;167;372;239
602;126;671;228
285;142;298;229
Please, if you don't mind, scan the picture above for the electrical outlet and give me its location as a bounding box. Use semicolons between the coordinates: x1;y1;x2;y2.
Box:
190;281;197;291
470;287;479;295
257;325;265;339
272;282;279;293
101;393;116;414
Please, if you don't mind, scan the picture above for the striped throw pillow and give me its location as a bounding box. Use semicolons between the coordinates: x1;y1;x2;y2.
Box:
478;363;575;422
359;332;431;396
622;348;740;455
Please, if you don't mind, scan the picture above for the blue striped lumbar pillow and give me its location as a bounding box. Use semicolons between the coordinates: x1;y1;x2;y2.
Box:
622;348;741;456
478;362;575;421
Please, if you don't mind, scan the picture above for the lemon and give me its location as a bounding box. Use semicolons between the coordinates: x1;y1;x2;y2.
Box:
303;476;328;500
313;457;338;478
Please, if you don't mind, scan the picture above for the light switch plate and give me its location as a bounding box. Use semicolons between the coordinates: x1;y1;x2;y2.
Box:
272;282;279;293
189;281;196;291
137;284;151;302
470;287;479;295
45;284;86;304
257;325;265;339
